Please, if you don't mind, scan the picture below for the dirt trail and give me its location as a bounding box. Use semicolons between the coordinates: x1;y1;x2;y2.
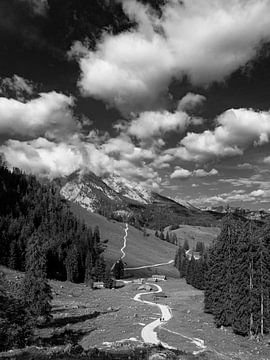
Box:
133;283;174;348
125;260;173;270
120;223;128;260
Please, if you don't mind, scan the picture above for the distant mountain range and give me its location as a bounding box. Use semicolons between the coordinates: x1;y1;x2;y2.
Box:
60;171;223;229
201;205;270;221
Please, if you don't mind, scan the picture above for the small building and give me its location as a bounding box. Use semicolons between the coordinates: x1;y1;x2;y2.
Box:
185;249;201;261
138;284;152;291
133;278;144;284
92;281;105;289
152;274;167;281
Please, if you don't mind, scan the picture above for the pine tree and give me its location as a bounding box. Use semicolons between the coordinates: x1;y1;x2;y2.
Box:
104;265;113;289
93;225;100;244
65;245;80;283
186;255;195;285
84;250;93;285
113;259;124;279
95;255;106;281
23;233;52;323
183;239;189;251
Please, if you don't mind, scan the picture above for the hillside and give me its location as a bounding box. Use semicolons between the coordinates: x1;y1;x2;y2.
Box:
167;225;220;250
69;202;179;278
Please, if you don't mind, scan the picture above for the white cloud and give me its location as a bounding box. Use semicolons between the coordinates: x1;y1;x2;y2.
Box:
70;0;270;113
170;166;218;179
169;108;270;162
0;92;77;140
170;166;191;179
1;138;82;178
193;168;218;177
127;109;189;139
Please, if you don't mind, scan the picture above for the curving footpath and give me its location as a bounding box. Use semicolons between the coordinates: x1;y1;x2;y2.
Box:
120;223;128;260
133;283;174;349
125;259;173;271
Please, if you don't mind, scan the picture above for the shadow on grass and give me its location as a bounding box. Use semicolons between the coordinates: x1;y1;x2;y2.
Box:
34;328;95;347
39;311;100;328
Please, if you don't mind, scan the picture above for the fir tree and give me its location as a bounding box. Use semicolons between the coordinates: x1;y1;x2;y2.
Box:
104;265;113;289
93;225;100;244
183;239;189;251
23;233;52;323
84;250;93;285
95;255;106;281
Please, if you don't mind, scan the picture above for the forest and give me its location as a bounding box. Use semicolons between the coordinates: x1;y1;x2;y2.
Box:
174;215;270;337
0;161;117;351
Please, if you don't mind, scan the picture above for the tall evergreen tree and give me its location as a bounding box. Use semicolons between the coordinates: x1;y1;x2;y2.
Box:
183;239;190;251
23;233;52;323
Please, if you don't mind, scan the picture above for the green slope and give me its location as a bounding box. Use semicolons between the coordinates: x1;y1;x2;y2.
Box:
69;202;179;278
167;225;220;250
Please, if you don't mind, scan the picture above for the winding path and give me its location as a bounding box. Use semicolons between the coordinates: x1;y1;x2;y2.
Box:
133;283;174;348
116;222;206;352
125;259;173;271
120;223;128;260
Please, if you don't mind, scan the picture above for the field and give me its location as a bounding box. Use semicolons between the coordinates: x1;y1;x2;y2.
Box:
70;203;179;277
168;225;220;249
2;266;270;360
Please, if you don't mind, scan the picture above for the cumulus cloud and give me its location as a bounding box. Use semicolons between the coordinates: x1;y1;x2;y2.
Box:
70;0;270;113
170;166;191;179
1;138;82;178
127;109;189;139
170;166;218;179
169;108;270;162
0;91;77;140
0;134;161;184
193;168;218;177
177;93;206;113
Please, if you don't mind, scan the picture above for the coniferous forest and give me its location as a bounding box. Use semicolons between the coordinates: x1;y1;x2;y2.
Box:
0;162;105;283
0;162;113;351
175;215;270;337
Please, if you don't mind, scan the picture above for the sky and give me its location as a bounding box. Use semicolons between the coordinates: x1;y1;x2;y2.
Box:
1;0;270;210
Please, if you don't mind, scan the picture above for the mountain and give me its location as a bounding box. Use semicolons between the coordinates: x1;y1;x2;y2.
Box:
60;171;223;228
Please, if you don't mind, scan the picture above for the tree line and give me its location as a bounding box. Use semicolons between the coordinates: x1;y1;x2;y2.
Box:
174;215;270;337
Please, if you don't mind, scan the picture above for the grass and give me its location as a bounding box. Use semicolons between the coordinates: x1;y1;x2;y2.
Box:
168;225;220;249
70;202;179;277
2;266;270;359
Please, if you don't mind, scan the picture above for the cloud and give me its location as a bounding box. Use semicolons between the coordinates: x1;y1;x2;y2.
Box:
0;91;77;140
177;93;206;113
1;138;82;178
127;109;189;139
0;75;35;101
170;166;218;179
0;134;161;184
237;162;254;169
169;108;270;162
170;166;191;179
193;168;218;177
70;0;270;113
263;156;270;164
